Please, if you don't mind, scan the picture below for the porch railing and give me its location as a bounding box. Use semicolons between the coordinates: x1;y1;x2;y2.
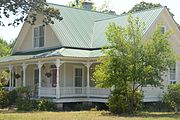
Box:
40;87;56;98
39;87;110;98
3;87;16;91
89;87;110;98
142;86;164;102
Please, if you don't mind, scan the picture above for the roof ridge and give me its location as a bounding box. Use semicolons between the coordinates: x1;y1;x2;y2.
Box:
94;6;165;23
47;2;118;16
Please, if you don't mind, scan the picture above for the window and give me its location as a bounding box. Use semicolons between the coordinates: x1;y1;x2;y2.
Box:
75;68;83;87
170;65;176;84
50;69;57;87
33;26;44;48
74;67;83;94
161;26;166;34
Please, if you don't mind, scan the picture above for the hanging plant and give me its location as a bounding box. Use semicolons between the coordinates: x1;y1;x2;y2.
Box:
45;72;51;78
15;74;21;79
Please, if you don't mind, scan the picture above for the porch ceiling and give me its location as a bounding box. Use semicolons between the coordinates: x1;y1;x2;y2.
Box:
0;48;103;63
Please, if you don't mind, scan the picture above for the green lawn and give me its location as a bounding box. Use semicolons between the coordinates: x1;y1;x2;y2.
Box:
0;110;180;120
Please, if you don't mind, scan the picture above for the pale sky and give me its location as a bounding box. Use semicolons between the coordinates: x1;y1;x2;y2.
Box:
0;0;180;42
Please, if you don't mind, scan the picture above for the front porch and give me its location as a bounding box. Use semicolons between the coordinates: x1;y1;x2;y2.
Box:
40;87;110;98
0;56;110;103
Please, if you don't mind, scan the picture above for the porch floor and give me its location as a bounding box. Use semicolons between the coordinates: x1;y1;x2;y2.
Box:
52;97;108;103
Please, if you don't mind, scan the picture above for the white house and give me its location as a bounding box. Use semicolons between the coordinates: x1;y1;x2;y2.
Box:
0;2;180;104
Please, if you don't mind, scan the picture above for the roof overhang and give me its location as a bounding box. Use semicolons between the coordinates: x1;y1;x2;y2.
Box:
0;48;103;65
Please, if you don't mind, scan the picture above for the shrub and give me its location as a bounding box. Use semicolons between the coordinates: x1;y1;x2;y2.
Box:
108;88;143;114
0;90;9;108
8;89;18;105
15;87;34;111
163;84;180;112
16;98;36;111
16;87;32;99
142;102;173;112
0;83;4;91
36;99;57;111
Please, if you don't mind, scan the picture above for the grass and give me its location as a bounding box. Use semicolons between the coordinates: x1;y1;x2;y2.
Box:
0;110;180;120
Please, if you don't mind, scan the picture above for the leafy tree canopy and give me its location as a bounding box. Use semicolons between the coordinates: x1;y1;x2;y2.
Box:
0;38;11;57
94;15;175;89
68;0;116;15
163;84;180;113
93;15;175;113
128;1;161;13
0;38;14;86
97;0;116;15
127;1;180;30
0;0;63;26
68;0;96;10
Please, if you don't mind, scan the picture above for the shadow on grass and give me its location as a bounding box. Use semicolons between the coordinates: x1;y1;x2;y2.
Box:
101;111;180;119
0;109;36;114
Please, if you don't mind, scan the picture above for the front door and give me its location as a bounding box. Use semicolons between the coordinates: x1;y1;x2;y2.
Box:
74;67;83;94
34;69;39;97
51;69;57;87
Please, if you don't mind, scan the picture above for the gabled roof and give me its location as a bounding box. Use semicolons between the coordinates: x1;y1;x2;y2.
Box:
48;4;164;49
92;7;164;48
48;3;117;48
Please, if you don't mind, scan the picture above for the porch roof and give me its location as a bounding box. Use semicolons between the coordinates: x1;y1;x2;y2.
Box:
0;55;33;63
0;48;103;63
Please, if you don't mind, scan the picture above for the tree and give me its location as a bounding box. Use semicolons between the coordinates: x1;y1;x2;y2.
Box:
128;1;161;13
98;0;116;15
0;0;63;26
0;38;12;86
68;0;116;14
68;0;83;9
93;15;175;114
68;0;96;10
0;38;11;57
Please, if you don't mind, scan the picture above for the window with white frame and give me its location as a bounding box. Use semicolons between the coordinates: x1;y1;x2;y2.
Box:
170;64;176;84
74;68;83;87
33;26;44;48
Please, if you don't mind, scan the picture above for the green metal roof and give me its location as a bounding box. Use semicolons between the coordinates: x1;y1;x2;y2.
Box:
48;4;164;49
92;7;164;48
49;3;117;48
0;55;33;63
0;6;166;63
33;48;103;58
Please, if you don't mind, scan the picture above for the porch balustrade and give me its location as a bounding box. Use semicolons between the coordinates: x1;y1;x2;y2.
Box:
39;87;110;98
39;87;56;98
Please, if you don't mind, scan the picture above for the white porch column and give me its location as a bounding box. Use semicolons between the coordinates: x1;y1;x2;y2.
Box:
85;62;92;97
22;63;27;87
55;59;62;99
12;68;14;87
8;65;13;90
38;61;43;98
15;67;17;87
